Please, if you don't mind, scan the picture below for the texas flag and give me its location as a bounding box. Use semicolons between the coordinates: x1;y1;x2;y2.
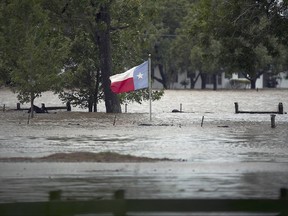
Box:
110;61;148;94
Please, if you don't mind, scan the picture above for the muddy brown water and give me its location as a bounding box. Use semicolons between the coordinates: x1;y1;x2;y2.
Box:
0;89;288;204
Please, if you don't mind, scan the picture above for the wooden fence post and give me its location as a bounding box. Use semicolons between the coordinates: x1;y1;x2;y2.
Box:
278;102;284;114
280;188;288;200
271;114;276;128
201;116;204;127
49;190;62;201
234;102;239;113
66;102;71;111
113;190;126;216
48;190;63;216
279;188;288;216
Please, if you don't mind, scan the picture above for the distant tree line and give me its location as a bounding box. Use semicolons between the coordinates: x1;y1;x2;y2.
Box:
153;0;288;90
0;0;287;114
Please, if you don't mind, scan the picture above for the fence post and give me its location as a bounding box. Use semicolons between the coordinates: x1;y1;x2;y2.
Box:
113;190;126;216
48;190;63;216
271;114;276;128
279;188;288;216
66;102;71;111
278;102;284;114
201;116;204;127
234;102;239;113
280;188;288;200
49;190;62;201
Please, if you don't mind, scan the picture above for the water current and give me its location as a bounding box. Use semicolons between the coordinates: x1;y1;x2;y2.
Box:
0;88;288;206
1;88;288;162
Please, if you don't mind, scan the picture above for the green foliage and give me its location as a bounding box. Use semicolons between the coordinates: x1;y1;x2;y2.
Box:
218;0;288;80
0;0;70;103
2;0;287;111
119;89;164;105
171;0;223;89
52;0;164;111
181;0;288;88
56;28;102;111
139;0;193;88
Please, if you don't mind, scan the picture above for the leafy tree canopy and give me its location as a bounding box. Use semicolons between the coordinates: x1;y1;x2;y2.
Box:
0;0;70;116
182;0;288;89
49;0;164;112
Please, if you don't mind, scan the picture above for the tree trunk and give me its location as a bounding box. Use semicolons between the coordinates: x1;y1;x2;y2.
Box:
200;73;207;89
93;100;97;112
250;79;256;89
95;4;121;113
153;64;168;89
30;93;35;118
158;64;168;89
93;69;100;112
88;99;93;112
189;72;201;89
213;73;217;91
189;77;195;89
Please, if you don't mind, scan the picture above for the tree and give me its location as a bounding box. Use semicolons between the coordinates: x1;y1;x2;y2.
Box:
177;0;288;89
215;0;288;89
174;0;222;89
0;0;69;117
0;2;10;86
94;2;121;113
119;89;164;106
57;31;102;112
50;0;156;112
139;0;193;89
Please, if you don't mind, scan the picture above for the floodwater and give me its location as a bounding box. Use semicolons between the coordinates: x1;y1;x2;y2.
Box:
0;88;288;205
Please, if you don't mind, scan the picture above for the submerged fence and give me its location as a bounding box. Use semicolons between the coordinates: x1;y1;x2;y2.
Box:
0;189;287;216
234;102;284;114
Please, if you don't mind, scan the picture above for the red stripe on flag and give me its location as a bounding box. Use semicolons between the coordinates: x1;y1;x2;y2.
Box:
110;77;135;94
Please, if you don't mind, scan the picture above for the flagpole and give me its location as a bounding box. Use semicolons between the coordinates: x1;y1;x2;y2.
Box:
148;54;152;121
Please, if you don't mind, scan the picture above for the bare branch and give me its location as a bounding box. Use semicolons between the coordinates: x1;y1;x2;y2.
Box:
110;24;130;32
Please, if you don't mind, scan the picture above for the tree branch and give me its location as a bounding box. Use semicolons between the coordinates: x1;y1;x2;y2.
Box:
233;3;258;25
110;24;130;32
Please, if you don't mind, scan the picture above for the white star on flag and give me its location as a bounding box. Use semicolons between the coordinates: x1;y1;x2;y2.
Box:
137;72;143;79
109;58;152;121
109;61;148;94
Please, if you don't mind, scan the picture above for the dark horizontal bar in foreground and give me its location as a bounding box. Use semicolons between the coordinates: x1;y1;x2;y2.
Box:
0;199;287;216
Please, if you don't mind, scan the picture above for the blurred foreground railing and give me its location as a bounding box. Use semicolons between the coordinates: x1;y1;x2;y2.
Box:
0;188;287;216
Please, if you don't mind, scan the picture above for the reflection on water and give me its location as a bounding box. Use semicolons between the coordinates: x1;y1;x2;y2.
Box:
0;162;287;202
